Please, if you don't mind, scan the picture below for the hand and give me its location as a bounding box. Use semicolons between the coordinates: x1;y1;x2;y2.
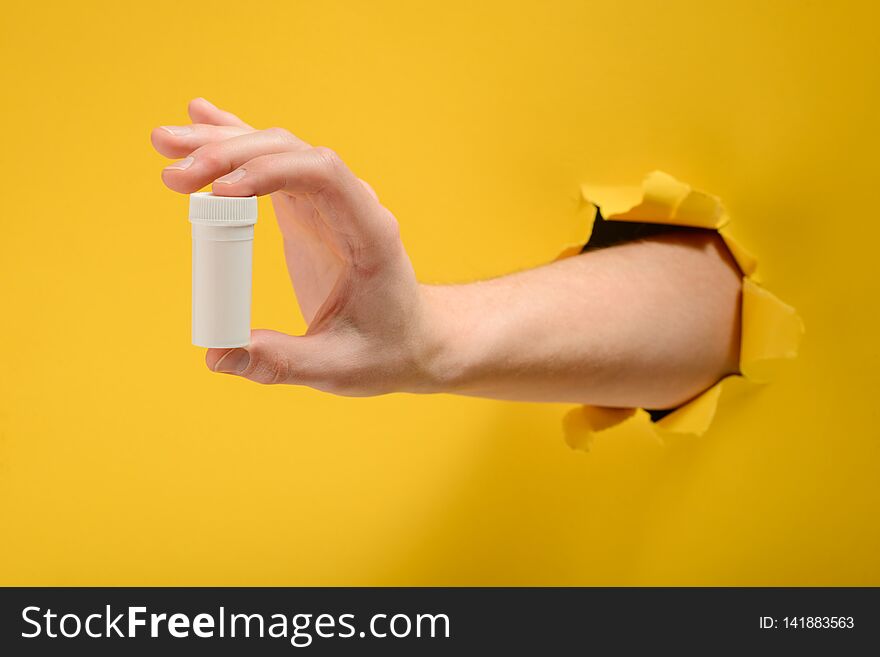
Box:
151;98;443;394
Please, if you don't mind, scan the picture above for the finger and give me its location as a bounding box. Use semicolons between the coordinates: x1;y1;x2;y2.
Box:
209;148;393;244
187;97;253;129
150;123;251;158
161;127;309;193
359;178;379;201
206;329;329;386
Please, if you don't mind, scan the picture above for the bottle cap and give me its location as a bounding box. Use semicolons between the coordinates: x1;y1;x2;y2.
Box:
189;192;258;226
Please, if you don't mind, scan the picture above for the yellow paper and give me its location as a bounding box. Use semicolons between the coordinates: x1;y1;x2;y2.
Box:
566;172;803;450
719;229;759;278
563;406;637;451
740;278;805;383
654;380;725;437
581;171;729;229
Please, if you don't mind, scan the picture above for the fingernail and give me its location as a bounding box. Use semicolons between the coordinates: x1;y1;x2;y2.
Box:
214;168;246;185
213;348;250;374
164;156;194;171
160;125;193;136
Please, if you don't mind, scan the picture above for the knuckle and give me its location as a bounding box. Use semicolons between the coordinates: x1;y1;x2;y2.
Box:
245;353;290;385
312;146;343;173
265;356;292;385
358;178;379;201
264;126;295;142
195;145;224;169
381;214;401;242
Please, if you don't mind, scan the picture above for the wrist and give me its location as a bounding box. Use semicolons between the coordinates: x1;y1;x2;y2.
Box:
407;284;476;395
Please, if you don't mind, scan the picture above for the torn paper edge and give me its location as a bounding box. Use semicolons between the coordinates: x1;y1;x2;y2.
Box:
562;171;804;449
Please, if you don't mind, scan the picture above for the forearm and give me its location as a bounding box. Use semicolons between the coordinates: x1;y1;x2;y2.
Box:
419;231;742;409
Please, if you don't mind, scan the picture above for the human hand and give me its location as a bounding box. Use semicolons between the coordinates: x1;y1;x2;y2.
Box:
151;98;444;394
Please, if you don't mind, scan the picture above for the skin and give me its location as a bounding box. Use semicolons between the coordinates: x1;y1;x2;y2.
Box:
151;98;741;410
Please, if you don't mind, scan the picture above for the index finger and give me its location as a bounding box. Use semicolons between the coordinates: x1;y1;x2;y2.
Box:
212;148;396;253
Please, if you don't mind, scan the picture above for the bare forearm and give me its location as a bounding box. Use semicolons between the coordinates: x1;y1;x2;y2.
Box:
419;231;742;409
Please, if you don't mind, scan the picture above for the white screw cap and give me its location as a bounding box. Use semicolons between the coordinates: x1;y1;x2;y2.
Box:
189;192;258;226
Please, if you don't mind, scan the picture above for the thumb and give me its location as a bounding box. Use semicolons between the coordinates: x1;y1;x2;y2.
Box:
206;329;324;385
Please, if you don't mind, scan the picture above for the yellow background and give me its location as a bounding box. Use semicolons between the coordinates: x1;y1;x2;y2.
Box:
1;0;878;585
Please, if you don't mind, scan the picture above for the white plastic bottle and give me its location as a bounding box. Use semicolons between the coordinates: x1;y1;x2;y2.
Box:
189;192;258;348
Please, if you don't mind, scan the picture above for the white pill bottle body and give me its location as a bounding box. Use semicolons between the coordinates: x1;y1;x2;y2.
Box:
189;193;258;348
